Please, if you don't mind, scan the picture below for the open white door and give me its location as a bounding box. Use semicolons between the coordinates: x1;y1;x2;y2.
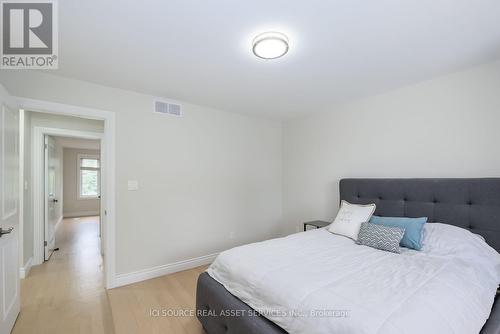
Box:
0;85;21;333
44;135;58;260
98;147;103;255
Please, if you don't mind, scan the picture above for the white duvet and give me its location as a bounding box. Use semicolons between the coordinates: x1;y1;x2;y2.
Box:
207;224;500;334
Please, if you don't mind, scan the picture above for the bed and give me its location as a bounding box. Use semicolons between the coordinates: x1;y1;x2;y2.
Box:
196;178;500;334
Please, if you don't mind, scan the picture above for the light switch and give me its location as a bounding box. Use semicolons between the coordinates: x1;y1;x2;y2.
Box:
127;180;139;191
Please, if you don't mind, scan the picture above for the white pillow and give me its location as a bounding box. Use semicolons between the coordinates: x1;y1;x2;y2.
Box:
328;200;376;241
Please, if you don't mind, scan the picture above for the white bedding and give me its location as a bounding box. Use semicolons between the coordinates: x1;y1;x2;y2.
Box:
207;224;500;334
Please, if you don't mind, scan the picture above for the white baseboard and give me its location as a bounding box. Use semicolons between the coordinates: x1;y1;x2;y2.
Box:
19;257;33;279
114;253;218;288
63;210;99;218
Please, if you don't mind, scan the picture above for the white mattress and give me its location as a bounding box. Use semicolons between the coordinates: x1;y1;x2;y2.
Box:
207;225;500;334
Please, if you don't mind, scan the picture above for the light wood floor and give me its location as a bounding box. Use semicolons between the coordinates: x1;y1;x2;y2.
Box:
13;216;208;334
107;266;207;334
13;216;114;334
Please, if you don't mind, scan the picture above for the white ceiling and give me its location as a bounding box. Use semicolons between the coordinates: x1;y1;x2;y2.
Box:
55;137;100;150
52;0;500;119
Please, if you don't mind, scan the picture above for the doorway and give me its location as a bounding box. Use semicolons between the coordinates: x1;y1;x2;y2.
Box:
16;97;117;289
0;90;116;333
14;110;115;332
44;135;102;260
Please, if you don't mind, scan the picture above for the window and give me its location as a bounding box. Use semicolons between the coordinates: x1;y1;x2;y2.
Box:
78;154;100;199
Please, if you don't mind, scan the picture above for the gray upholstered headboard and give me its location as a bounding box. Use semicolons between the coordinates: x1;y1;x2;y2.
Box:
340;178;500;252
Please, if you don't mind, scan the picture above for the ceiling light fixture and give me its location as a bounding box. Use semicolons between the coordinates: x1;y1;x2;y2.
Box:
252;32;289;59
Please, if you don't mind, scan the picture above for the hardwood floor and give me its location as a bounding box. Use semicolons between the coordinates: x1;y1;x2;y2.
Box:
107;266;208;334
13;215;208;334
13;216;114;334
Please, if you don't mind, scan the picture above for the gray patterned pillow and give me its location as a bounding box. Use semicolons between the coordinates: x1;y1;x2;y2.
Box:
356;222;405;253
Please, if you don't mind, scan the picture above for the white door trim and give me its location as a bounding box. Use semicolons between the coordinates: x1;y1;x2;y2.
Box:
16;97;117;289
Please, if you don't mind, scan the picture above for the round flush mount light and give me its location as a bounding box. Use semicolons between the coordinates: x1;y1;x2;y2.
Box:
252;32;289;59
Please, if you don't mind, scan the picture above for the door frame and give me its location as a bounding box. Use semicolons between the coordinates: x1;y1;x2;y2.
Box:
17;97;116;289
37;129;103;263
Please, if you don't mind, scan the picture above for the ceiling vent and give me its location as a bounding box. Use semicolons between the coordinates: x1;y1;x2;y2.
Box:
154;100;182;117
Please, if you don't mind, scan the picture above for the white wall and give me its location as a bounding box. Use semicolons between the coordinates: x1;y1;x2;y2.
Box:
63;148;100;217
283;59;500;233
1;71;283;276
22;111;104;264
9;59;499;281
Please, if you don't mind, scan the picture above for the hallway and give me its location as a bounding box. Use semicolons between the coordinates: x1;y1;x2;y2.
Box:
12;216;115;334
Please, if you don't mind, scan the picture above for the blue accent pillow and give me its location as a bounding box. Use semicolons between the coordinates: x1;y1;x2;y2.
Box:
369;216;427;250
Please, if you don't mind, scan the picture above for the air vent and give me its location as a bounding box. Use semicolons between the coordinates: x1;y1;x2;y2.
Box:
154;100;182;117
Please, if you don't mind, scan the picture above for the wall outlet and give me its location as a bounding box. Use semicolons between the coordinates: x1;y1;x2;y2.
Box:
229;231;235;240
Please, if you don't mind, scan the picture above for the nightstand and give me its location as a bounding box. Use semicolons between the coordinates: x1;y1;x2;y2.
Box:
303;220;330;231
